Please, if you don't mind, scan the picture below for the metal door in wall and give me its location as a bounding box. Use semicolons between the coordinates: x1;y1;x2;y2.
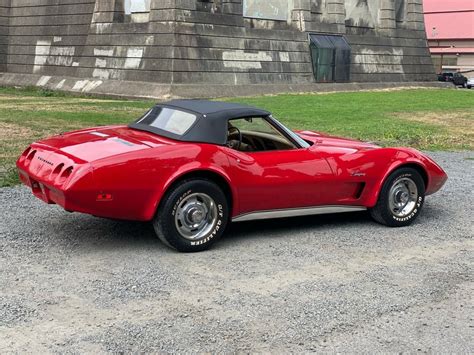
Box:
309;34;351;83
310;35;335;82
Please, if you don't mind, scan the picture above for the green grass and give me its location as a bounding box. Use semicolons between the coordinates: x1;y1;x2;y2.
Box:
1;86;473;187
227;89;474;150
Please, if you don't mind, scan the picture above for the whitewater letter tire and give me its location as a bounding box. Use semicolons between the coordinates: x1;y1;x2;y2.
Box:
370;168;425;227
153;179;229;252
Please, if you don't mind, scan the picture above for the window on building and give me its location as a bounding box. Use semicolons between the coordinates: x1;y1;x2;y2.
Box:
197;0;222;13
431;55;458;73
243;0;290;21
310;0;325;14
123;0;150;22
309;34;351;83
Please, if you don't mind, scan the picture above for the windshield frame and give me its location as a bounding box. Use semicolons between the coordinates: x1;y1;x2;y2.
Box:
267;115;311;149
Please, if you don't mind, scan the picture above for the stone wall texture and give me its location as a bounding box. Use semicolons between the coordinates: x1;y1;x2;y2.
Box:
0;0;435;89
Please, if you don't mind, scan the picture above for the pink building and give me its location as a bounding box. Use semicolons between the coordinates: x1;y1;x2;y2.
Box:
424;0;474;75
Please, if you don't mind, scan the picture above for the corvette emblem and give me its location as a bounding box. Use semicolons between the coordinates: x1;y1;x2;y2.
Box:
37;156;54;166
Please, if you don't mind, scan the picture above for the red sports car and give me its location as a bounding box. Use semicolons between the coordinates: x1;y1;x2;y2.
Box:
17;100;447;252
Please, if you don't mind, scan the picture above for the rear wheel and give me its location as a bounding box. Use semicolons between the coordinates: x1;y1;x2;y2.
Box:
153;179;229;252
370;168;425;227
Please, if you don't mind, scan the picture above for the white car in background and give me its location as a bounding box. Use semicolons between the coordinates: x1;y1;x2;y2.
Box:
467;77;474;89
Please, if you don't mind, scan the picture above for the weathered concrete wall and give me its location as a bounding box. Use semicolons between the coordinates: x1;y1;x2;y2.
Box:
0;0;435;93
5;0;96;78
297;0;434;81
0;0;10;72
169;0;313;85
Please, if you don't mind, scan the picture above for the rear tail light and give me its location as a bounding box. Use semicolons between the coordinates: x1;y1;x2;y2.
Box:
25;149;36;164
50;163;64;180
21;147;31;157
57;166;73;184
18;147;31;163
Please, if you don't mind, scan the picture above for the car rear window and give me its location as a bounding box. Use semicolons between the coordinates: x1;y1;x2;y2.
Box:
137;107;197;136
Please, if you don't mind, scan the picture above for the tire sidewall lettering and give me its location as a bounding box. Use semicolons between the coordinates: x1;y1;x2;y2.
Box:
172;189;192;217
190;217;223;246
173;191;226;247
390;178;424;222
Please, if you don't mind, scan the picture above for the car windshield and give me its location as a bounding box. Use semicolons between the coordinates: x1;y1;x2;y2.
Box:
270;116;310;148
136;107;197;135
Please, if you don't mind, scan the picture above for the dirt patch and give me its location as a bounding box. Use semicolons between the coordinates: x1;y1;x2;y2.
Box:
392;110;474;149
0;101;144;114
0;95;37;101
393;111;473;135
0;94;128;104
0;95;144;114
0;122;36;141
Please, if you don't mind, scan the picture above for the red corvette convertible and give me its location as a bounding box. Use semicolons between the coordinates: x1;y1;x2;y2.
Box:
17;100;447;252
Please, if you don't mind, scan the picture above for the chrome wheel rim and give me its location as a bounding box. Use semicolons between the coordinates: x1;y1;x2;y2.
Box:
174;193;218;241
388;177;418;218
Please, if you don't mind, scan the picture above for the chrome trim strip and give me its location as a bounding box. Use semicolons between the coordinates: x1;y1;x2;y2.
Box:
232;205;367;222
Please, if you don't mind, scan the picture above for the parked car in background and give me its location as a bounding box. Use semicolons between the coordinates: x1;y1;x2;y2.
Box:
437;72;469;87
467;77;474;89
437;72;454;82
452;72;468;87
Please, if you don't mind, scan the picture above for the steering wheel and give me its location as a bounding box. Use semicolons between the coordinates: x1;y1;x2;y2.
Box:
226;126;242;150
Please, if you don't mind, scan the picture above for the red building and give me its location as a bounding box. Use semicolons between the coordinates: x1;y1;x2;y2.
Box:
424;0;474;75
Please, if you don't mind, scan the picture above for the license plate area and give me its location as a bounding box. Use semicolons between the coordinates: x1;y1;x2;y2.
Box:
30;178;53;203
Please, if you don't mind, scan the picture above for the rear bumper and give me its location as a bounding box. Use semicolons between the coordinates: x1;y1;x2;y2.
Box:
18;168;66;206
16;145;96;214
17;165;97;216
17;165;117;219
17;164;152;222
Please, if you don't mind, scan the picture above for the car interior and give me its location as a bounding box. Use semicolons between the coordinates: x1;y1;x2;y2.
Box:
226;117;297;152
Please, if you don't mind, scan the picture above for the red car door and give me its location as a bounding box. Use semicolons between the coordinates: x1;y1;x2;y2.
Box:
225;148;335;215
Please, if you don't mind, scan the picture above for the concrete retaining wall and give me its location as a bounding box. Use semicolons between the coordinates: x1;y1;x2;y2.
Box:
0;0;10;72
0;0;436;96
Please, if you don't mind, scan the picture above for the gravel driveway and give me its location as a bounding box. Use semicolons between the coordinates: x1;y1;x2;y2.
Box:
0;152;473;353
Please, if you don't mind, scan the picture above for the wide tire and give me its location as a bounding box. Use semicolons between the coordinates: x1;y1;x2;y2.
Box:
370;168;425;227
153;179;229;252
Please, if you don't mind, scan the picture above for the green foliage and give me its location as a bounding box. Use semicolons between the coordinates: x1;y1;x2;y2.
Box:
227;89;473;149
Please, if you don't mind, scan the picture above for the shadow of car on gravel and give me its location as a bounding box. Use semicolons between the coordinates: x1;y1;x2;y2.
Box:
50;204;444;252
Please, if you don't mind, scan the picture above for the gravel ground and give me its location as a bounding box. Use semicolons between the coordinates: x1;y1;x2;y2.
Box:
0;151;473;353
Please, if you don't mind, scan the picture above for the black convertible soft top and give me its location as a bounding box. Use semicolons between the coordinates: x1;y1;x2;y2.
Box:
129;100;271;145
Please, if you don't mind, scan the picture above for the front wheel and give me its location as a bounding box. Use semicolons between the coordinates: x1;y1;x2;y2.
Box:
153;179;229;252
369;168;425;227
